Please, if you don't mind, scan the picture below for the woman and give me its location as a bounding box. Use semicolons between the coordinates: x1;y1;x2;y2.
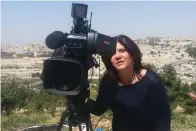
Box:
87;35;171;131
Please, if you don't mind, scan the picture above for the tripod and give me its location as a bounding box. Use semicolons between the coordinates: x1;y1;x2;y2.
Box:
43;55;98;131
56;89;93;131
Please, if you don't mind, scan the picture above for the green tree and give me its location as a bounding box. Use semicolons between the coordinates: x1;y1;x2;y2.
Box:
159;64;196;113
160;64;177;88
142;62;158;72
185;47;196;59
190;82;196;93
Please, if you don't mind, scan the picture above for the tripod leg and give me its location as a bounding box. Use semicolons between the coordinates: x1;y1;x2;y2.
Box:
57;110;68;131
78;124;83;131
85;122;89;131
88;119;93;131
69;125;72;131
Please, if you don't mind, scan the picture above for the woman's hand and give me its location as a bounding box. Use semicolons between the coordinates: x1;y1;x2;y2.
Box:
188;92;196;102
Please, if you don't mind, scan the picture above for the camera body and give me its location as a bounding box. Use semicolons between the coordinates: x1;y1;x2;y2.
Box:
42;3;117;96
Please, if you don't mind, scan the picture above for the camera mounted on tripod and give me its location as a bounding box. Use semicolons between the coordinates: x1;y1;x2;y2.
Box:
41;3;117;131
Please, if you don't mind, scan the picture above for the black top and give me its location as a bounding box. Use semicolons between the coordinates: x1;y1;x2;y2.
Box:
88;69;171;131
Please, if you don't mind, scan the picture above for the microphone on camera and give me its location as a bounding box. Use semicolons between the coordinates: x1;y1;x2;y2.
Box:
45;31;68;49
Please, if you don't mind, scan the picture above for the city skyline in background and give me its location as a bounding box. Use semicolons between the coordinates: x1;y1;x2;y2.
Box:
1;1;196;45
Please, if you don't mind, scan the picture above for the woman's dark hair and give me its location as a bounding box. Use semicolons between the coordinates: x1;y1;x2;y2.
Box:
101;35;143;82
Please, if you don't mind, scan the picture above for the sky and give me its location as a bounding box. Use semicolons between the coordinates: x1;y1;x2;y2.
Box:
1;1;196;45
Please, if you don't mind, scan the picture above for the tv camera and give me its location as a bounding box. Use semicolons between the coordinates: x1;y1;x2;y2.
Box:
41;3;117;131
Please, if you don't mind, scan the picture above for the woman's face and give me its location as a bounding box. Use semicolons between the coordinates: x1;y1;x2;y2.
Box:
111;42;133;71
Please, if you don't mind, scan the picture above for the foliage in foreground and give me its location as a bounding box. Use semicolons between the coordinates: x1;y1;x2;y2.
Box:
1;64;196;116
1;63;196;130
1;111;196;131
1;76;66;116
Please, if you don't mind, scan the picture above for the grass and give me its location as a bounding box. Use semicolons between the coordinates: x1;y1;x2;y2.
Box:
171;113;196;131
1;111;196;131
1;112;61;131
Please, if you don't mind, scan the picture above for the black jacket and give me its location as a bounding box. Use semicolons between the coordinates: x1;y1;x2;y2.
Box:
87;69;171;131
